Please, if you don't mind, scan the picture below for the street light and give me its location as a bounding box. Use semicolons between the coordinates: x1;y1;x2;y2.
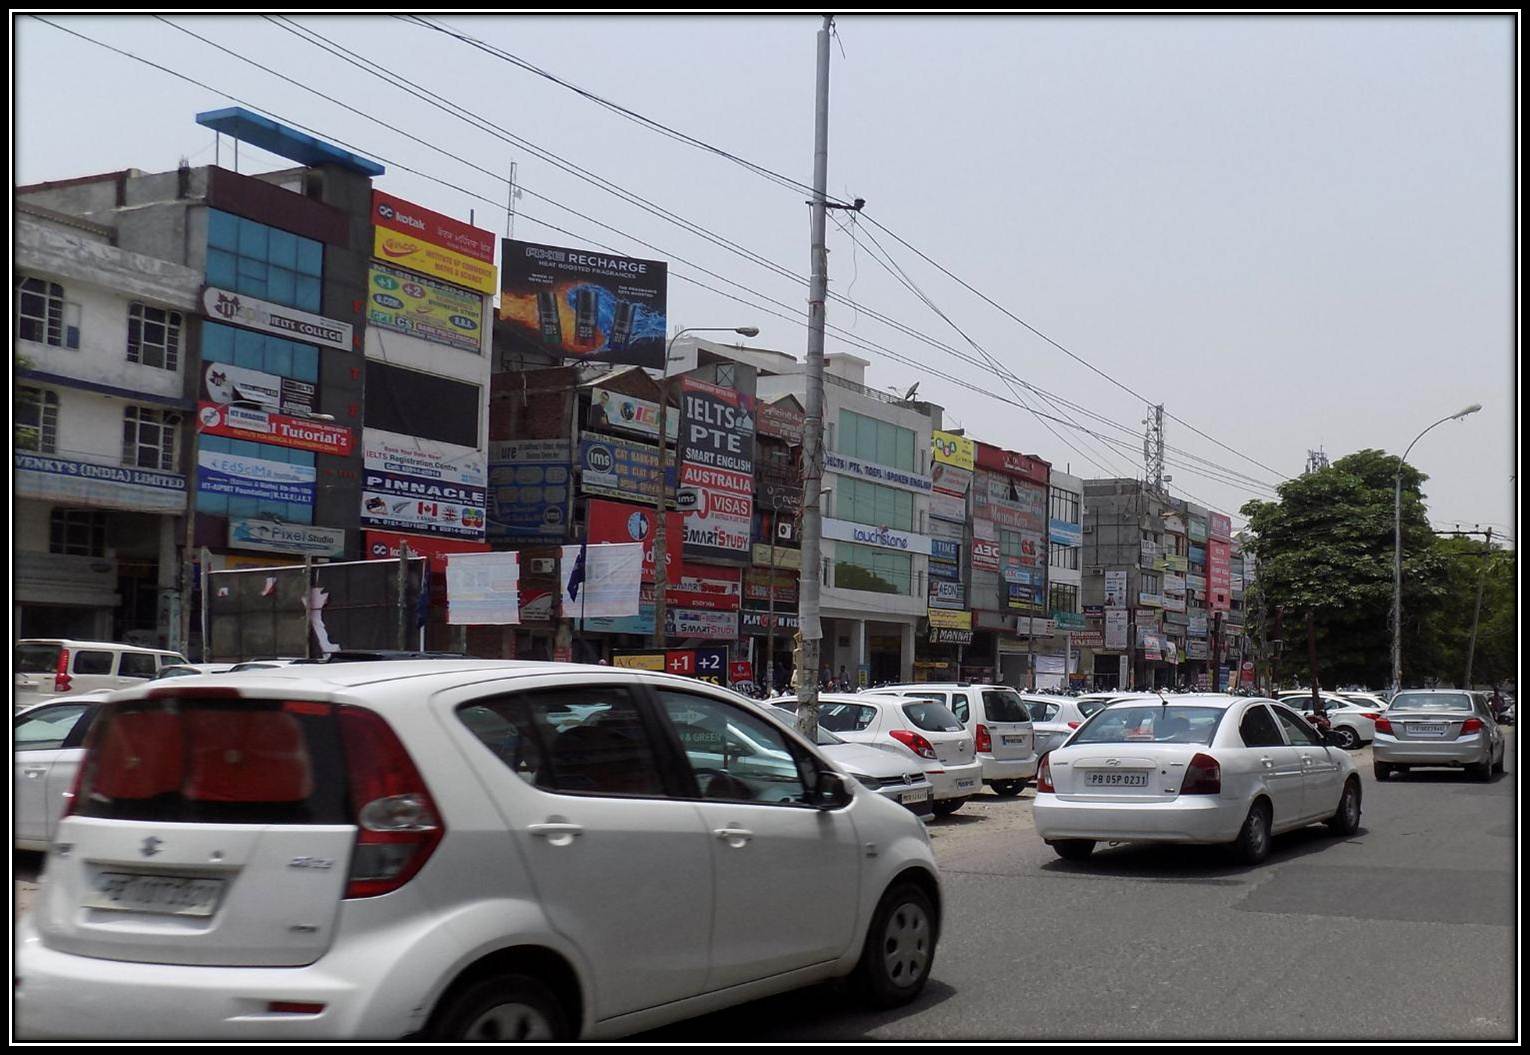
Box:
1391;403;1480;694
650;326;760;648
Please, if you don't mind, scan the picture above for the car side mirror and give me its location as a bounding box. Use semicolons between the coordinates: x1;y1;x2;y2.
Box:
1323;731;1344;748
814;769;853;810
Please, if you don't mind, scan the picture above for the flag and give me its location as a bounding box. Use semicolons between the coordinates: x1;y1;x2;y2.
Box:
566;539;589;605
560;542;642;619
415;565;431;630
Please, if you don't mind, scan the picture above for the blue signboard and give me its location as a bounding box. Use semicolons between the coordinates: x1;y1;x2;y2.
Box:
488;440;571;541
1049;517;1082;548
578;431;674;504
196;450;315;506
931;538;961;564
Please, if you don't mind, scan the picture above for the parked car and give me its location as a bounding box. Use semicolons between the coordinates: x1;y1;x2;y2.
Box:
15;661;941;1040
775;693;982;815
766;705;935;819
872;683;1038;797
1337;690;1390;713
1276;691;1383;749
1016;694;1101;757
13;691;112;851
154;664;237;680
1373;690;1506;781
1034;694;1361;865
228;659;303;672
14;640;187;711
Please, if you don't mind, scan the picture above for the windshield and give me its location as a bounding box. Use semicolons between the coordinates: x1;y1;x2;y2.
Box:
901;701;964;733
15;643;61;674
1077;699;1109;718
1071;705;1225;745
770;706;842;746
1025;700;1059;722
982;689;1032;723
1390;692;1473;713
817;702;877;732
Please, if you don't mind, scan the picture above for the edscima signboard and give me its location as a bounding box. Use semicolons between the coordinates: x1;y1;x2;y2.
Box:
679;377;755;564
500;239;667;368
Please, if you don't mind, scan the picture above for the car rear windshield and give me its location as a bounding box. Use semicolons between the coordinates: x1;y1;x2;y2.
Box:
16;644;61;674
1072;705;1226;745
901;701;964;733
817;703;878;732
1389;692;1472;712
981;689;1031;723
770;707;842;745
73;698;350;824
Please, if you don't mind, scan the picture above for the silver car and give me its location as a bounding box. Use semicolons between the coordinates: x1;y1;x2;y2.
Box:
1373;690;1505;781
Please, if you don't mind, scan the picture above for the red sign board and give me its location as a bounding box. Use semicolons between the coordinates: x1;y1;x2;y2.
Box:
1209;513;1233;542
372;190;496;263
665;650;696;676
975;442;1049;486
196;402;352;456
972;539;1001;573
364;530;490;573
1207;539;1232;612
729;660;754;685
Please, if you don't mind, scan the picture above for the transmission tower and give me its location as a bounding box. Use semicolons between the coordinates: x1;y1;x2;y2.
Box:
1143;403;1166;494
1304;448;1329;475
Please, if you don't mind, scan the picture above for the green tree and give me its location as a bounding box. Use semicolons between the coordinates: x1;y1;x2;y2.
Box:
1420;535;1516;689
1240;448;1448;689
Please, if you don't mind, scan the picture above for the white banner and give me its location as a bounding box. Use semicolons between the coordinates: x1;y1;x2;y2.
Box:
203;286;353;350
560;542;643;618
446;551;522;625
823;451;933;493
1105;608;1129;650
1104;569;1129;608
823;517;933;555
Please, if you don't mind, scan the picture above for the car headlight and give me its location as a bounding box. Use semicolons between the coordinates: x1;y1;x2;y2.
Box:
852;773;882;790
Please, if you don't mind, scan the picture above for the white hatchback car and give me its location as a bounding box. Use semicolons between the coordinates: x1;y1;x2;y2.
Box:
872;684;1037;797
776;694;983;816
15;662;942;1041
1034;695;1361;865
14;692;114;852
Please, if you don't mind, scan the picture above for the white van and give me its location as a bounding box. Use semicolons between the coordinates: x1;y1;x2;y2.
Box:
13;640;187;712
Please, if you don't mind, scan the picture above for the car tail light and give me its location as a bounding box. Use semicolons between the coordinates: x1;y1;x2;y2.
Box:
1460;718;1483;735
1036;753;1054;793
889;729;937;760
975;723;992;753
1067;721;1081;730
1180;753;1221;795
1374;717;1393;735
53;648;72;694
1360;713;1380;721
339;706;444;899
61;710;108;817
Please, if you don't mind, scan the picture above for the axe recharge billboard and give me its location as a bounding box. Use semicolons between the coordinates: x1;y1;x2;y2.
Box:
499;239;668;368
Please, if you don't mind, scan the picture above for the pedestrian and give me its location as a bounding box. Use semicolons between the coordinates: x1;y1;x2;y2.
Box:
838;666;849;691
1490;687;1507;722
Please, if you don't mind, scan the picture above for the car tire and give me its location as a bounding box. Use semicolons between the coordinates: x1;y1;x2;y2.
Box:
1373;761;1394;781
1333;726;1361;750
1232;800;1272;865
1326;779;1361;836
931;797;967;817
1493;751;1505;774
1050;839;1096;862
851;882;936;1009
434;973;572;1042
1472;754;1494;782
989;780;1025;798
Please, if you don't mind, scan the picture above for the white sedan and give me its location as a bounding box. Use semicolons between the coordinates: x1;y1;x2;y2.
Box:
1277;692;1384;749
775;694;983;816
13;692;112;851
1021;694;1115;756
1034;695;1361;865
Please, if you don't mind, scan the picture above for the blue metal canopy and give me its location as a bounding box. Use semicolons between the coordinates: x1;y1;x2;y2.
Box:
196;107;385;178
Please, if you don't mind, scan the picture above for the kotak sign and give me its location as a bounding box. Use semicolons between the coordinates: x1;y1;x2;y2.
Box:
372;190;496;263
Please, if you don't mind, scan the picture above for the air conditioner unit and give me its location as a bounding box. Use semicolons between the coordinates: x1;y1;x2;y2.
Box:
1089;568;1104;576
529;558;555;574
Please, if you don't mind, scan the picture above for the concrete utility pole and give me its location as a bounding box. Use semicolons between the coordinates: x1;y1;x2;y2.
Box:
1464;526;1494;689
795;14;834;738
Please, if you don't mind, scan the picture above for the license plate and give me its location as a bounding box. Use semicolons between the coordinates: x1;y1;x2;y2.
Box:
84;872;225;917
1410;723;1448;737
1086;771;1149;787
900;789;931;805
1003;736;1028;746
955;778;978;789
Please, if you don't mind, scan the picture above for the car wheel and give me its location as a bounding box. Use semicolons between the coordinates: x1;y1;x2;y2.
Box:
1493;751;1505;775
1050;839;1096;862
989;780;1025;798
1232;800;1272;865
435;973;572;1041
1334;726;1361;751
931;797;967;817
1472;754;1494;782
1373;761;1394;781
851;882;936;1009
1327;779;1361;836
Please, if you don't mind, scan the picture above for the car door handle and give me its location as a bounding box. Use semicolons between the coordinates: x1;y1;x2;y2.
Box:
527;823;585;839
714;827;754;846
1259;756;1275;768
23;768;48;778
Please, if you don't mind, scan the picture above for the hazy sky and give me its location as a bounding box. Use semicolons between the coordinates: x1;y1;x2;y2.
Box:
14;14;1517;538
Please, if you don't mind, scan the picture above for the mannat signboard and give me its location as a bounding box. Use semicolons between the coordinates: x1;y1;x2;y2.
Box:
975;443;1049;486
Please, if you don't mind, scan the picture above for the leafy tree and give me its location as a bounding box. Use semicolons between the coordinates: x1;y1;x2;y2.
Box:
1419;535;1516;689
1240;448;1448;689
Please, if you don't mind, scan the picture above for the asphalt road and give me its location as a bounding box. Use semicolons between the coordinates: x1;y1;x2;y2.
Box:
13;734;1516;1042
641;733;1518;1042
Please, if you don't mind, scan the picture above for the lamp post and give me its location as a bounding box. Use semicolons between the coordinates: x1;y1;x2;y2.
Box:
650;326;759;649
1391;403;1480;694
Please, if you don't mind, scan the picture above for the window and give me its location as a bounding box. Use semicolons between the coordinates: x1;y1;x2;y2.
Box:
837;409;915;470
50;509;108;557
364;360;481;449
981;689;1033;723
14;704;94;752
127;303;183;371
1271;706;1323;747
206;210;323;311
1050;583;1079;615
1026;701;1061;722
1050;542;1080;570
17;276;79;348
202;322;320;386
73;651;114;675
1071;705;1225;745
900;701;964;733
817;702;878;732
834;542;912;595
118;653;158;679
15;386;59;453
837;477;913;531
1389;692;1473;713
1141;573;1161;595
657;691;814;805
1050;489;1080;524
455;686;667;798
122;407;178;471
1239;705;1285;748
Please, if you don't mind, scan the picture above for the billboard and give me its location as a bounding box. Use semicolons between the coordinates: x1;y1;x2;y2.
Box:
367;263;485;354
1104;569;1129;608
585;498;741;610
1208;538;1233;612
587;388;675;440
578;431;668;504
202;361;314;415
372;190;496;263
932;430;975;471
373;228;497;295
362;430;487;541
487;439;571;542
679;377;755;563
499;239;667;367
196;402;352;457
197;449;315;507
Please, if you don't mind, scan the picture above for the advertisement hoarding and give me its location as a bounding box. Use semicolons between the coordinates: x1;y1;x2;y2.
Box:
374;227;497;295
362;430;487;541
577;432;667;504
1104;569;1129;608
202;287;351;350
678;377;754;563
931;430;975;470
196;402;352;457
366;263;485;354
487;439;571;541
201;361;314;415
197;449;314;507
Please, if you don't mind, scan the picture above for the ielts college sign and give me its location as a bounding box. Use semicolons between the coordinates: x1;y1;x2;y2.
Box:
202;287;353;351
